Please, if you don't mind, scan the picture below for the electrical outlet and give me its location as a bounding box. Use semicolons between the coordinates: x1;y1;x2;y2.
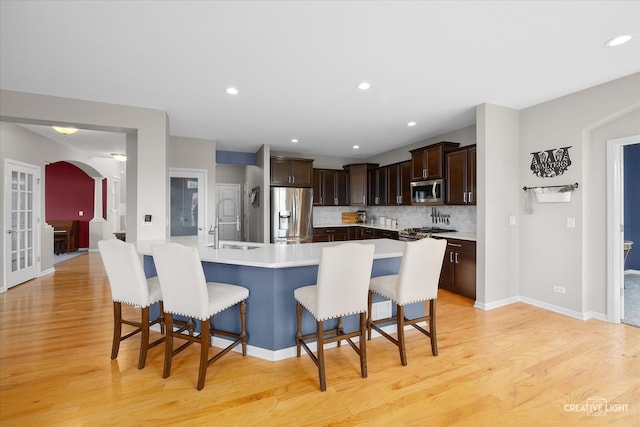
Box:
553;285;566;294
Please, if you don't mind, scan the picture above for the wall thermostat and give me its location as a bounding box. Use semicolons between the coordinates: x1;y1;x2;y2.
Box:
144;214;152;223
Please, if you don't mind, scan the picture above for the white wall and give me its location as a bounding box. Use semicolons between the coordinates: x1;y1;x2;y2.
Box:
0;89;169;243
476;104;520;306
168;135;217;233
245;145;270;243
0;122;123;276
365;125;477;166
518;73;640;318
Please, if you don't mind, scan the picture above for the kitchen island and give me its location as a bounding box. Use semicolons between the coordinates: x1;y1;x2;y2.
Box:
136;236;425;361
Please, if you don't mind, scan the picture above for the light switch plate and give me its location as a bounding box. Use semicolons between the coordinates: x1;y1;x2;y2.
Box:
567;217;576;228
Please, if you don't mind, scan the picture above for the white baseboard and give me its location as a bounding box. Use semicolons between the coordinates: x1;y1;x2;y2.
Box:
39;267;55;277
152;323;405;362
474;295;607;322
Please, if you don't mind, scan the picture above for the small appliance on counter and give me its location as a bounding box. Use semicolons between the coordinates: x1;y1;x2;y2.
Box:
398;227;456;241
357;210;367;224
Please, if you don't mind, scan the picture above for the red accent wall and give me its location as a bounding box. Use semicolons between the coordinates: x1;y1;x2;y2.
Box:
45;161;107;248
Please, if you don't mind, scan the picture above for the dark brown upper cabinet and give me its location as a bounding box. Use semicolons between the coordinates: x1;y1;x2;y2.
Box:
270;157;314;187
446;145;476;205
410;141;460;180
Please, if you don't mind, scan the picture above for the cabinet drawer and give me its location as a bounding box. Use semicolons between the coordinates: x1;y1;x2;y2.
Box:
443;238;475;254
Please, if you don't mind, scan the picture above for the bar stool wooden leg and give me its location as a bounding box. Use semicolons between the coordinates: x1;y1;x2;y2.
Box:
111;302;122;360
367;291;373;340
239;301;247;356
397;305;407;366
296;302;303;357
359;312;367;378
317;320;326;392
429;299;438;356
197;318;211;391
163;313;174;379
138;307;150;369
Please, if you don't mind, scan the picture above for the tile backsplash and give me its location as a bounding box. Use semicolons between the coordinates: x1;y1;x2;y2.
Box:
313;205;477;234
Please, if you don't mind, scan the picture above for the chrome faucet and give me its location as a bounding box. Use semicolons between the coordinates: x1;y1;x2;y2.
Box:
209;224;220;249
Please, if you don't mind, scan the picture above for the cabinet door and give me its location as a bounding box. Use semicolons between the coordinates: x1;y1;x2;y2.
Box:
312;170;324;205
411;149;426;180
291;160;312;187
334;170;348;206
399;161;412;205
271;158;292;185
367;168;386;205
388;165;400;205
446;150;467;205
455;250;476;299
425;145;443;179
467;147;476;205
439;249;455;289
360;228;375;239
324;171;336;205
347;164;368;206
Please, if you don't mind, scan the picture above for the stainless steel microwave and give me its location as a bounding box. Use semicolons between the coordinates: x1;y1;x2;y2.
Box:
410;179;443;205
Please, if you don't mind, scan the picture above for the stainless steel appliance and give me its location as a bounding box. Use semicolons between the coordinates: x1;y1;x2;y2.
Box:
271;187;313;244
410;179;443;205
398;227;456;241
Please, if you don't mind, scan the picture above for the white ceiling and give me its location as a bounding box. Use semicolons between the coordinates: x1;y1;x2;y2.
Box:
1;1;639;159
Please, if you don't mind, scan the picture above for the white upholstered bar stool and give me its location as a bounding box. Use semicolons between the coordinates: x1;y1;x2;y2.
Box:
97;239;165;369
151;243;249;390
368;237;447;366
294;243;375;392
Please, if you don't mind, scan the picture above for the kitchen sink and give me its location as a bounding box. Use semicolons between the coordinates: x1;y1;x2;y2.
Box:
219;243;260;250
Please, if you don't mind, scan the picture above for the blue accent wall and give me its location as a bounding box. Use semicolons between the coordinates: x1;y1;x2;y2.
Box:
216;150;257;165
624;143;640;270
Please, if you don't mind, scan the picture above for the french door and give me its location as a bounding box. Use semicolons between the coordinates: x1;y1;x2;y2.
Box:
3;160;40;291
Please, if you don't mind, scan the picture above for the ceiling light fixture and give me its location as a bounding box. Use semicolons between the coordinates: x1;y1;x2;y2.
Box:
353;145;360;150
225;87;239;95
407;121;417;127
291;139;299;143
52;126;78;136
604;34;632;47
357;82;371;90
111;153;127;162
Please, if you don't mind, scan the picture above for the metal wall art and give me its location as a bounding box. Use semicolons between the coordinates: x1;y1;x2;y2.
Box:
530;146;572;178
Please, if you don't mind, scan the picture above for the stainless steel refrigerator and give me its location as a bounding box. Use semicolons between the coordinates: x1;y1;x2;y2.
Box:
271;187;313;244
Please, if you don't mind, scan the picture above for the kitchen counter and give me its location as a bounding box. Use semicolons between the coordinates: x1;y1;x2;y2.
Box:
313;223;477;242
136;235;405;268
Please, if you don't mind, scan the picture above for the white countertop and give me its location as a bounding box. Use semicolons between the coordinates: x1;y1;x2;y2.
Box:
314;222;401;232
434;232;476;242
135;235;406;269
313;223;477;241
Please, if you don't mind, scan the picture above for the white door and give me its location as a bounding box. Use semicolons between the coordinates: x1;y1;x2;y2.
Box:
169;168;206;237
216;184;241;241
3;160;41;291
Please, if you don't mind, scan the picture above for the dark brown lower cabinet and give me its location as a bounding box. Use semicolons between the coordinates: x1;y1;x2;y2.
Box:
312;227;349;242
436;237;476;300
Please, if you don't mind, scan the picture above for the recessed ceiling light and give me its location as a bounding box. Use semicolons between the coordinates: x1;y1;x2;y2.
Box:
52;126;78;136
357;82;371;90
604;34;632;47
407;121;417;127
291;139;299;143
353;145;360;149
225;87;239;95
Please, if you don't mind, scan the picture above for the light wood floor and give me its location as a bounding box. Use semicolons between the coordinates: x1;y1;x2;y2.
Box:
1;253;638;426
